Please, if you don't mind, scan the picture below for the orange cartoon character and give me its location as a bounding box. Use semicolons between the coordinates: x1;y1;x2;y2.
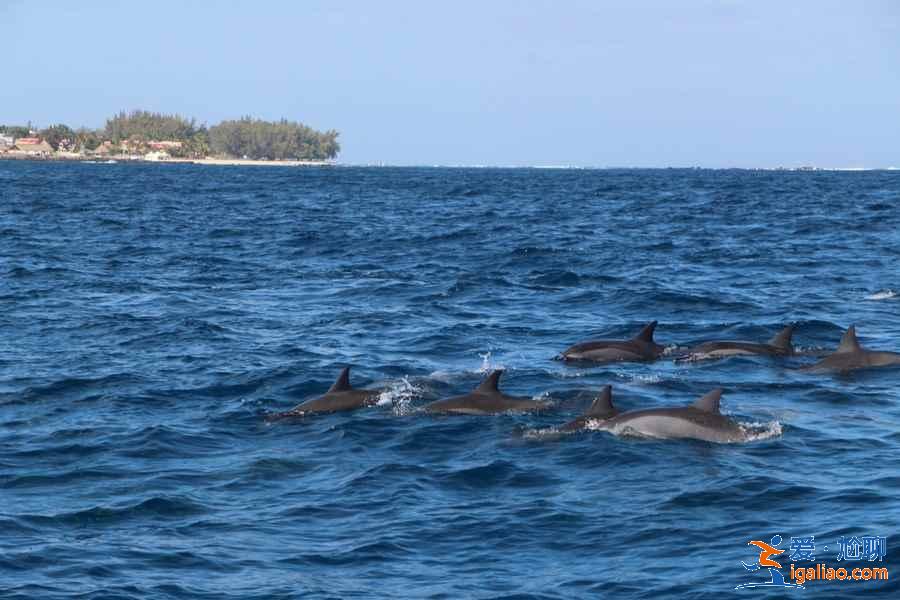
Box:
735;534;804;590
747;537;784;568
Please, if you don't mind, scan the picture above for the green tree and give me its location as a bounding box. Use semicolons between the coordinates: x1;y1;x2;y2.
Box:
104;110;198;142
0;125;31;139
74;128;102;151
208;117;340;160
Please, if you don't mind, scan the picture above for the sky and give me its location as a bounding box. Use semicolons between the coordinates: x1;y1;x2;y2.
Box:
2;0;899;167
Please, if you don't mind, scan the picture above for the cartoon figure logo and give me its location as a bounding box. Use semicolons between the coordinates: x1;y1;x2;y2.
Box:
735;535;805;590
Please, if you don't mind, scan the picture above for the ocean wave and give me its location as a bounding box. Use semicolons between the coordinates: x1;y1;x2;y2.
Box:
438;460;555;489
4;164;900;598
18;496;208;528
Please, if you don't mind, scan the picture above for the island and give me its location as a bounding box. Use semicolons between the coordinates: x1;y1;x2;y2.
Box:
0;110;340;166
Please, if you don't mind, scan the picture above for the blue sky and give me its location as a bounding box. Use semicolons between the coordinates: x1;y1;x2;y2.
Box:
3;1;898;167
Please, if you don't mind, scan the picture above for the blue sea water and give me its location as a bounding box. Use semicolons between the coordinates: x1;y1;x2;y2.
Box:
1;162;899;599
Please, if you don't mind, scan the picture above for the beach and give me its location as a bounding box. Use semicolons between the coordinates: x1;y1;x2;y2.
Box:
0;153;332;166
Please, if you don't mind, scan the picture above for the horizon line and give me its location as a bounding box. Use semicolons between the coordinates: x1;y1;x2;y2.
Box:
332;163;900;171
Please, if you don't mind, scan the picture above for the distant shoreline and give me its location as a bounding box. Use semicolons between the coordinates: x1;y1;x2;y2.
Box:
172;157;333;167
2;154;898;171
0;154;333;167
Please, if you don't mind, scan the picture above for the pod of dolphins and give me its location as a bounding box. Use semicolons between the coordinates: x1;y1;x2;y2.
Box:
270;323;900;443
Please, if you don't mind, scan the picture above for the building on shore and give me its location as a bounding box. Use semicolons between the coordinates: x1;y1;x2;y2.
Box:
144;150;170;161
12;138;54;156
0;134;14;149
91;142;114;156
148;141;183;150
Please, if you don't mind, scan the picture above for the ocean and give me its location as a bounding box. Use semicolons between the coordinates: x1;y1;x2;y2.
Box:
1;162;899;598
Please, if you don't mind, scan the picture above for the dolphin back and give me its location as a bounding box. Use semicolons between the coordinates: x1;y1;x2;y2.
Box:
767;324;794;353
328;367;353;392
633;320;658;343
585;385;617;419
836;325;861;353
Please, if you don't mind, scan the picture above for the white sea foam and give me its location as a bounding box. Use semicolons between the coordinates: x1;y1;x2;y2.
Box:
865;289;897;301
376;376;423;416
530;390;553;403
661;344;683;357
427;369;458;383
521;426;567;441
426;353;507;387
738;420;783;442
556;370;589;379
612;370;666;385
428;352;506;382
631;373;664;384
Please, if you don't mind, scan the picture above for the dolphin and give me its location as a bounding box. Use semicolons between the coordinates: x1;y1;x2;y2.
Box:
558;385;620;432
271;367;379;418
803;325;900;373
557;321;665;363
592;388;751;443
422;370;551;415
679;324;795;361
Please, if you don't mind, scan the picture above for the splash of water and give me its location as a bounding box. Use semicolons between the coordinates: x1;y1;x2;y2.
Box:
520;426;567;441
738;420;783;441
478;351;504;373
376;376;423;416
661;344;684;356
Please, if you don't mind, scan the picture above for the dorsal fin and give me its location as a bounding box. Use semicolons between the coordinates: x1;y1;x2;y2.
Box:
634;320;658;343
585;385;615;417
836;325;861;353
327;367;352;392
692;388;722;413
768;324;794;351
476;369;503;394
